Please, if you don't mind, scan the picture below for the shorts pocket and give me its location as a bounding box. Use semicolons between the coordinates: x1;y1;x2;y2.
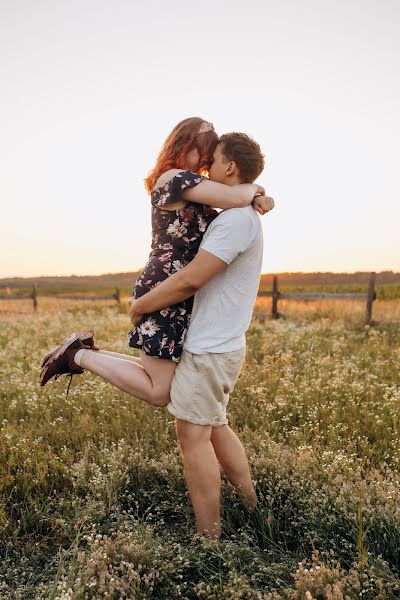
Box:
191;352;205;373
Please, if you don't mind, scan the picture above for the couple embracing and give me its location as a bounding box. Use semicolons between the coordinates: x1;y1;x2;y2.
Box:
39;117;275;538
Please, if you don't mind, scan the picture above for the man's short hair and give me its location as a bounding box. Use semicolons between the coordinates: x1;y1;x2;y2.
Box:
219;133;265;183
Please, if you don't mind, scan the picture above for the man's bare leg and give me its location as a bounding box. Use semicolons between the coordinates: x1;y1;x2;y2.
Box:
175;419;221;537
210;425;257;508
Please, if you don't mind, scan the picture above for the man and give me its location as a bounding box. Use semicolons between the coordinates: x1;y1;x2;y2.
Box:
130;132;274;537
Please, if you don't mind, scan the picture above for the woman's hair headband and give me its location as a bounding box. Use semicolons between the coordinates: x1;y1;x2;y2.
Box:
198;121;214;134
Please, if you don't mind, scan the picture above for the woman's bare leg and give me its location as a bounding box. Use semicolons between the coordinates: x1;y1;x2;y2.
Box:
97;349;142;365
78;350;176;407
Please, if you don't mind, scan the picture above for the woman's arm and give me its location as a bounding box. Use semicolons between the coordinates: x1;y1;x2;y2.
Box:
182;178;263;209
153;169;264;210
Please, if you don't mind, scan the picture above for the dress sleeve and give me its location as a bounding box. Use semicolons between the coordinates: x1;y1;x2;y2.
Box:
151;171;205;208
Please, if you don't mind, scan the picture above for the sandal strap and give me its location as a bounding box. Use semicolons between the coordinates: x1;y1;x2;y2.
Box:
54;372;74;398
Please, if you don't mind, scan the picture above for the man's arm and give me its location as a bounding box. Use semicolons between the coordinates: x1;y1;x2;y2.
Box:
130;250;226;325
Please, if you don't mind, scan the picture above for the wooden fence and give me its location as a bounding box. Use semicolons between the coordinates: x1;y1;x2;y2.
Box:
255;272;377;324
0;285;121;309
0;272;377;324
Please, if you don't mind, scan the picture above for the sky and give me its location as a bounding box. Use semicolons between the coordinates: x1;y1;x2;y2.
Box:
1;0;399;278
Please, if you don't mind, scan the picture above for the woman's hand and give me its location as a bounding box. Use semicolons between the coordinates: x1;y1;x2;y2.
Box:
255;184;266;196
129;298;144;327
252;194;275;215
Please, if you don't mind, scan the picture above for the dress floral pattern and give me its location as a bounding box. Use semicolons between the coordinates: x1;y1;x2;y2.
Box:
128;171;218;362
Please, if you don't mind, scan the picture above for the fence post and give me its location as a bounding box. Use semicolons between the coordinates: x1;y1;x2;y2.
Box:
113;287;121;304
366;272;376;324
272;275;279;319
31;283;38;312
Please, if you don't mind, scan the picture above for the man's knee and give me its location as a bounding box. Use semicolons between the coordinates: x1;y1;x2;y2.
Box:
175;419;211;450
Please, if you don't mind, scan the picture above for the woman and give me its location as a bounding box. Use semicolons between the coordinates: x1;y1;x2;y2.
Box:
39;117;266;405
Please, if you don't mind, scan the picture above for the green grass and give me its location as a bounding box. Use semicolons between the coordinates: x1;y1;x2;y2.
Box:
0;305;399;598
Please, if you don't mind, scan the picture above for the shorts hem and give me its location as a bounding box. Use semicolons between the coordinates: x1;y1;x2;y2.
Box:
166;403;228;427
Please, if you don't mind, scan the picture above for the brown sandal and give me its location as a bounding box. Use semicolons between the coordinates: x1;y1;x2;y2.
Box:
39;332;93;395
40;330;99;368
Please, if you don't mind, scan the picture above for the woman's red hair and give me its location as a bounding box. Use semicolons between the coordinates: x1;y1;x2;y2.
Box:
145;117;219;193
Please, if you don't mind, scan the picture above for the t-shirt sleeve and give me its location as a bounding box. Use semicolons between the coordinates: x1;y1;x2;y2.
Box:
200;209;255;264
151;171;205;208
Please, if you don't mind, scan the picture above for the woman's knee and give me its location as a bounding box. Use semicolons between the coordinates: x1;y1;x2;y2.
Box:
150;389;170;407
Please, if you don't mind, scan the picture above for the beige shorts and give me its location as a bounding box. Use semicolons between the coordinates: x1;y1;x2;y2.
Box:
167;347;246;427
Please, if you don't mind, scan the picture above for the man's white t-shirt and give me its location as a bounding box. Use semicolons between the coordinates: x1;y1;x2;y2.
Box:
184;206;263;354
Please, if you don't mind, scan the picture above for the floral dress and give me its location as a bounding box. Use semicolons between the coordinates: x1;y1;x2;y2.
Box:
128;171;218;362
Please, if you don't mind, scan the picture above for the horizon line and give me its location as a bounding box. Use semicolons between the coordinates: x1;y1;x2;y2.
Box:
1;268;399;281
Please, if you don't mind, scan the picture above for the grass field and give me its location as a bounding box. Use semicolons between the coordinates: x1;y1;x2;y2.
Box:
0;299;399;598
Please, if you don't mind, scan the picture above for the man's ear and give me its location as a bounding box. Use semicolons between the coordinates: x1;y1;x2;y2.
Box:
226;160;238;176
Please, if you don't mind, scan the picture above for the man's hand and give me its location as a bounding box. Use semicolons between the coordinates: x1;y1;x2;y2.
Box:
129;297;144;327
252;194;275;215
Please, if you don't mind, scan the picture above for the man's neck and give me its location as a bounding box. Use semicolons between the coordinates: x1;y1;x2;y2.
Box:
224;175;242;187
